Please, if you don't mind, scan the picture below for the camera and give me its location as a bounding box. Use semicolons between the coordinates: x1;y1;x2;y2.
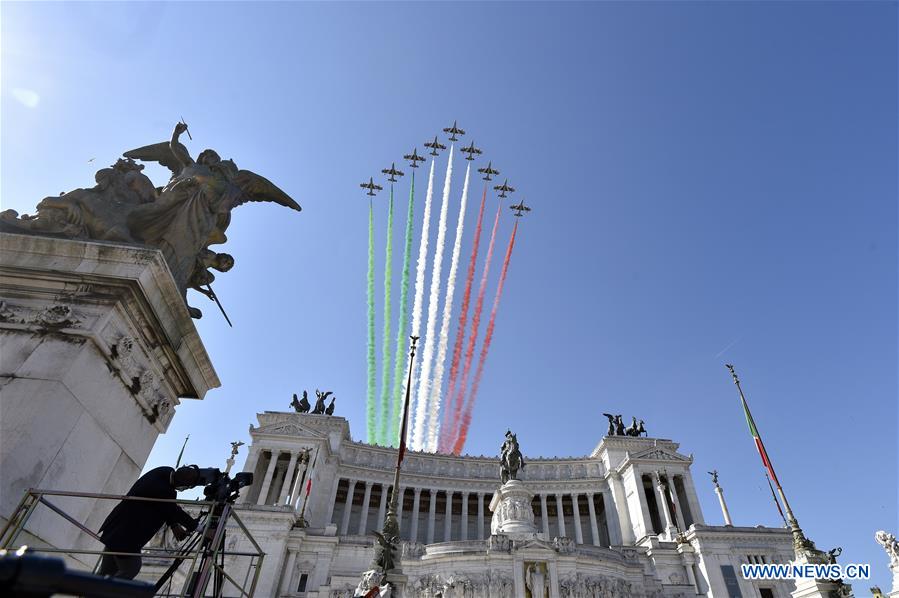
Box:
194;468;253;503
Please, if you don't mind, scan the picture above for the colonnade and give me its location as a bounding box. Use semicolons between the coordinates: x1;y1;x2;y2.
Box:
241;447;311;508
330;478;615;547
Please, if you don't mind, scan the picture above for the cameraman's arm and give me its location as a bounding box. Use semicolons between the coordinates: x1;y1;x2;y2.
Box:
167;505;199;533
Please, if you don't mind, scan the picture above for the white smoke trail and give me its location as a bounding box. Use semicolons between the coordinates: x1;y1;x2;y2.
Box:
412;145;454;451
425;162;470;452
406;160;436;441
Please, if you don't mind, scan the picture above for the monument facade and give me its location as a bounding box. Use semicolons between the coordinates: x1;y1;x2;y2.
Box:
225;411;797;597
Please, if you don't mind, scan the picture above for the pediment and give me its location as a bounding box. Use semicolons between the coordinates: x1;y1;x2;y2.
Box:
630;447;690;462
253;420;325;438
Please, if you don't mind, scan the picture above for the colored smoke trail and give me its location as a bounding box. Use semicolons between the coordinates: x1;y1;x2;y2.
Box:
366;201;376;442
412;145;454;452
377;186;395;445
425;163;471;452
446;203;502;449
389;172;415;446
452;220;519;455
407;160;436;442
438;184;487;453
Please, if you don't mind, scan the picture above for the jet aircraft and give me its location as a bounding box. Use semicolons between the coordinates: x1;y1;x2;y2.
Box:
478;161;499;181
360;177;383;196
461;141;482;161
381;163;405;183
509;199;531;217
424;136;447;156
443;120;465;141
404;148;426;168
493;179;516;198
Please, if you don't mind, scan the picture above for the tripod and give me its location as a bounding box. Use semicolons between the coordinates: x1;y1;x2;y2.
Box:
154;502;234;597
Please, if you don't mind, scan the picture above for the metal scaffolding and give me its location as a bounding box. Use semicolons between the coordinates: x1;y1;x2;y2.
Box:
0;488;265;597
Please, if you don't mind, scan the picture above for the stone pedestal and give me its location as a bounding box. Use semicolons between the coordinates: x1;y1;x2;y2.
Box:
0;233;218;555
789;549;852;598
489;480;537;539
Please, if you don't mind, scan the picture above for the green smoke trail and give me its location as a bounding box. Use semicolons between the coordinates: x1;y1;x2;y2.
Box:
366;202;376;442
389;172;415;446
377;186;395;445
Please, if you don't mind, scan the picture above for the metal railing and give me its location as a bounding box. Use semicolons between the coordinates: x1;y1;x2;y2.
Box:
0;488;265;597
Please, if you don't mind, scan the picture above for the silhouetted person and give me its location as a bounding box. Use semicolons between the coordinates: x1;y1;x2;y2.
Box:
98;465;202;579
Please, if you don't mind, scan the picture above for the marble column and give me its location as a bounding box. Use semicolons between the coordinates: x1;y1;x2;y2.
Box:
340;480;357;536
239;447;261;504
376;484;389;531
460;492;469;541
443;491;454;541
608;472;635;544
410;488;422;542
277;549;297;596
586;493;600;546
555;494;567;538
278;451;300;505
326;476;342;526
653;472;676;539
477;493;485;540
426;489;437;544
256;450;281;506
715;484;733;526
540;494;550;536
668;478;687;531
600;489;621;545
358;481;373;535
571;493;584;544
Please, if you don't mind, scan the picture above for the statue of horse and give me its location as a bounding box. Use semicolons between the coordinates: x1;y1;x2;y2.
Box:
500;431;525;484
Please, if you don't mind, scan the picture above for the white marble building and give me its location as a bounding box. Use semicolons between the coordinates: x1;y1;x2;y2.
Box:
228;411;795;598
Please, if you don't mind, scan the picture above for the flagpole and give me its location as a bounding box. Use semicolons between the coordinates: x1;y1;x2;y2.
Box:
725;364;816;555
384;335;419;538
175;434;190;468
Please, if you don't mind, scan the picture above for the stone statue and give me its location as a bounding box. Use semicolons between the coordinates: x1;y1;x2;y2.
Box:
370;530;397;573
874;531;899;598
500;430;525;484
0;122;301;318
875;530;899;570
625;416;640;436
312;390;331;414
325;397;336;415
826;546;842;565
602;413;616;437
291;391;311;413
525;564;548;598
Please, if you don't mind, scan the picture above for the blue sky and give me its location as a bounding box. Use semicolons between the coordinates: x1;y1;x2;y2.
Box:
2;1;896;589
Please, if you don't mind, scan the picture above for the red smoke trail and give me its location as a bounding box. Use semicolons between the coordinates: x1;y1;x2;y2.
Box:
438;185;487;453
452;220;518;455
445;203;502;450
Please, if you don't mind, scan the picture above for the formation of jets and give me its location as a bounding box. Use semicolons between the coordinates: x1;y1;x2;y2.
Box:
361;123;533;219
360;177;383;196
443;120;465;141
461;141;482;161
478;161;499;181
509;199;531;218
493;179;515;198
381;163;405;183
403;148;426;168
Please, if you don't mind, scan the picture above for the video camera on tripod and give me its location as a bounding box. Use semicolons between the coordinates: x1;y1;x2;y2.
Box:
194;468;253;504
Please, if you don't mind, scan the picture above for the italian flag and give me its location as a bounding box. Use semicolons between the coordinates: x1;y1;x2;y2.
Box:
740;394;781;488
